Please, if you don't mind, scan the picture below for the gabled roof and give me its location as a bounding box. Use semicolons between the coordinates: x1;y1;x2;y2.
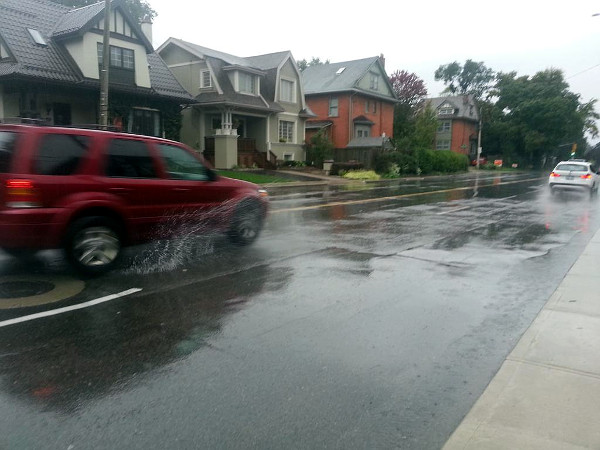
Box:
301;56;397;102
158;39;313;115
0;0;191;102
427;95;480;122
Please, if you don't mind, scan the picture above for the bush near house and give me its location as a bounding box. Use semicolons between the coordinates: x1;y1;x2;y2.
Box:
374;150;468;177
330;161;364;176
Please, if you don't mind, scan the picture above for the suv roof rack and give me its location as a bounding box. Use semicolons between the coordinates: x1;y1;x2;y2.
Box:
0;119;122;132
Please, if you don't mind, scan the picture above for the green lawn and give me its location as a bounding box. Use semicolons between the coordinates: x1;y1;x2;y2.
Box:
217;170;292;184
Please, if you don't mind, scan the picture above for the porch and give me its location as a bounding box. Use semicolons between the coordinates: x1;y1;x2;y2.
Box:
204;137;277;169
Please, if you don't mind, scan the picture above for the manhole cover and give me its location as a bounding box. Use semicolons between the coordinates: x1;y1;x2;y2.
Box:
0;281;55;299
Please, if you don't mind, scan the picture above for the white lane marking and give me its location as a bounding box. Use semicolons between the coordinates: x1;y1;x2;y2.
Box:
437;206;471;215
0;288;142;328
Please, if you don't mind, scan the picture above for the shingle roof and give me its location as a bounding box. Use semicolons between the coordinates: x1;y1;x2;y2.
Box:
427;95;480;122
301;57;379;94
53;1;105;37
0;0;191;101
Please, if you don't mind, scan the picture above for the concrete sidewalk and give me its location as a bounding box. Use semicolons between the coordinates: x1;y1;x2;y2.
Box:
443;229;600;449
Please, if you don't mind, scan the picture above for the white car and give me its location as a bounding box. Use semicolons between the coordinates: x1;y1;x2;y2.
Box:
549;160;599;194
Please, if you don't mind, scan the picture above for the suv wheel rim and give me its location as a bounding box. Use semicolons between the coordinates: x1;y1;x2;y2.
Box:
73;226;120;267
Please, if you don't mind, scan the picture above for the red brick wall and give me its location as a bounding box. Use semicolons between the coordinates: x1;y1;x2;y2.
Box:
306;94;395;148
450;120;477;155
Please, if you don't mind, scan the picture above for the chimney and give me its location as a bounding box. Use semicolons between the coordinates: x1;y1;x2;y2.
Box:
141;19;153;48
379;53;385;69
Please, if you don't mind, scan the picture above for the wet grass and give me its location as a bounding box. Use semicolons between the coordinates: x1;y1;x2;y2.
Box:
217;171;292;184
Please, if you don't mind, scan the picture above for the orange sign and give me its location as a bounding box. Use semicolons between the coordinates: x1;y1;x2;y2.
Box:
494;160;503;167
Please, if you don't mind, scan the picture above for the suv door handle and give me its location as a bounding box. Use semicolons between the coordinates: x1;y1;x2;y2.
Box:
173;188;191;192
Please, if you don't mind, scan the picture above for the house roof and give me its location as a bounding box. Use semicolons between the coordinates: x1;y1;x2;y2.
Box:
427;95;480;122
159;39;312;115
0;0;191;102
301;56;397;102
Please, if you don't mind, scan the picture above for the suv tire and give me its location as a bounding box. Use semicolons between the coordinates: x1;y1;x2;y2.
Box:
228;201;263;246
65;216;122;275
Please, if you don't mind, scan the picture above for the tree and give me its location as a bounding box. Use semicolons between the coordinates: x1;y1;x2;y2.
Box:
297;57;329;72
389;70;428;109
434;59;495;100
388;70;428;150
48;0;157;22
483;68;598;167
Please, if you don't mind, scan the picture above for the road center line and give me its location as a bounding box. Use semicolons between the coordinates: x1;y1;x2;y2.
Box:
0;288;142;328
271;177;545;213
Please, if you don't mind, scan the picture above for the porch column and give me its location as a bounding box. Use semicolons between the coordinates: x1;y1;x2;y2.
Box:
214;133;238;169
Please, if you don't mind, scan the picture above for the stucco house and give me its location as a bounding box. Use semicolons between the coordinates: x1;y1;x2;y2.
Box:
157;39;314;169
301;56;397;166
428;95;480;158
0;0;192;138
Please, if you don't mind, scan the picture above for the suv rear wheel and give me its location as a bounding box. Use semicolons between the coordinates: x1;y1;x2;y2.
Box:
65;216;122;275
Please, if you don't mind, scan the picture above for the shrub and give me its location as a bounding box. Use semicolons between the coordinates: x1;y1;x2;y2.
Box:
373;152;416;177
281;160;306;168
342;170;381;181
330;161;364;176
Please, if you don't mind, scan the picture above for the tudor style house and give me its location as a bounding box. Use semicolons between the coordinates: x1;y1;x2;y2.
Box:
428;95;480;158
301;56;397;166
157;39;314;169
0;0;191;138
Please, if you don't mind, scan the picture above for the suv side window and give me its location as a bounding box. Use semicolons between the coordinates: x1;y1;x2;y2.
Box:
156;143;210;181
34;134;90;175
106;139;157;178
0;131;17;173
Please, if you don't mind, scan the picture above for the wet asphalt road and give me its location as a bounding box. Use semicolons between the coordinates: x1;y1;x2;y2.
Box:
1;171;599;449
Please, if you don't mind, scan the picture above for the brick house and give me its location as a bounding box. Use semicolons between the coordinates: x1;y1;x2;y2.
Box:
302;56;397;166
428;96;480;158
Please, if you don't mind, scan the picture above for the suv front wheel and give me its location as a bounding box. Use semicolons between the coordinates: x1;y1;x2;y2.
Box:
65;216;122;275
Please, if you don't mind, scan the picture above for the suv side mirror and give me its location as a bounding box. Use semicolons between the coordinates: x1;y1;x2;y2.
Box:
206;168;218;181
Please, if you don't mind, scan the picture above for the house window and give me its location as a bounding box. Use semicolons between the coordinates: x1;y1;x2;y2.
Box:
356;126;371;138
239;72;255;94
438;103;454;115
27;28;47;46
366;100;377;114
283;153;294;161
279;121;294;143
129;108;161;137
280;79;295;103
370;73;379;90
436;139;451;150
98;43;135;84
201;70;212;88
329;97;338;117
437;121;451;132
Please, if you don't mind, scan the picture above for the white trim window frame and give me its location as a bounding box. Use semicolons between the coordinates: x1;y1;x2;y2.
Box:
280;78;296;103
200;70;212;89
437;120;451;132
238;72;255;95
278;120;294;143
435;139;451;150
329;97;338;117
369;73;379;90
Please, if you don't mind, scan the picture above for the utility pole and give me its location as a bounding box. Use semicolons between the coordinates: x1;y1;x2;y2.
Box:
476;106;482;169
99;0;111;128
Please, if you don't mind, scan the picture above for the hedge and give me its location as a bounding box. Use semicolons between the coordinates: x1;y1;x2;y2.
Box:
374;150;468;176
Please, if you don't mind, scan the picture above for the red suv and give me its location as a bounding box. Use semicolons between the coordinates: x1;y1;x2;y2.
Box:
0;125;268;274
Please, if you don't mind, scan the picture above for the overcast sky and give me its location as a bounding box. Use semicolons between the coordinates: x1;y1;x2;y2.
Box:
149;0;600;141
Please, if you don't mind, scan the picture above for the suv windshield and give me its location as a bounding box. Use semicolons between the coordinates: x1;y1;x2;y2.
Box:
0;131;17;173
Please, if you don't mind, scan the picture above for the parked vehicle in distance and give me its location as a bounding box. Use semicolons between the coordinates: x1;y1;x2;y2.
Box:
0;124;269;275
471;157;487;166
548;160;599;195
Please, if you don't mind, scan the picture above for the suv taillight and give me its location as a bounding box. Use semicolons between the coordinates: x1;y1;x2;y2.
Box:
5;179;41;208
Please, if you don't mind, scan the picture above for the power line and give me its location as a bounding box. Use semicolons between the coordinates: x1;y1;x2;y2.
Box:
567;63;600;80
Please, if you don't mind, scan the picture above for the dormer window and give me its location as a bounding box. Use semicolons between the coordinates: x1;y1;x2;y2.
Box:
280;78;295;103
238;72;255;94
201;70;212;88
439;104;454;115
27;28;47;46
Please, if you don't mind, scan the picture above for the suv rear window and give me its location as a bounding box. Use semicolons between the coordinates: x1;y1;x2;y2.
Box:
35;134;90;175
0;131;17;173
555;164;588;172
